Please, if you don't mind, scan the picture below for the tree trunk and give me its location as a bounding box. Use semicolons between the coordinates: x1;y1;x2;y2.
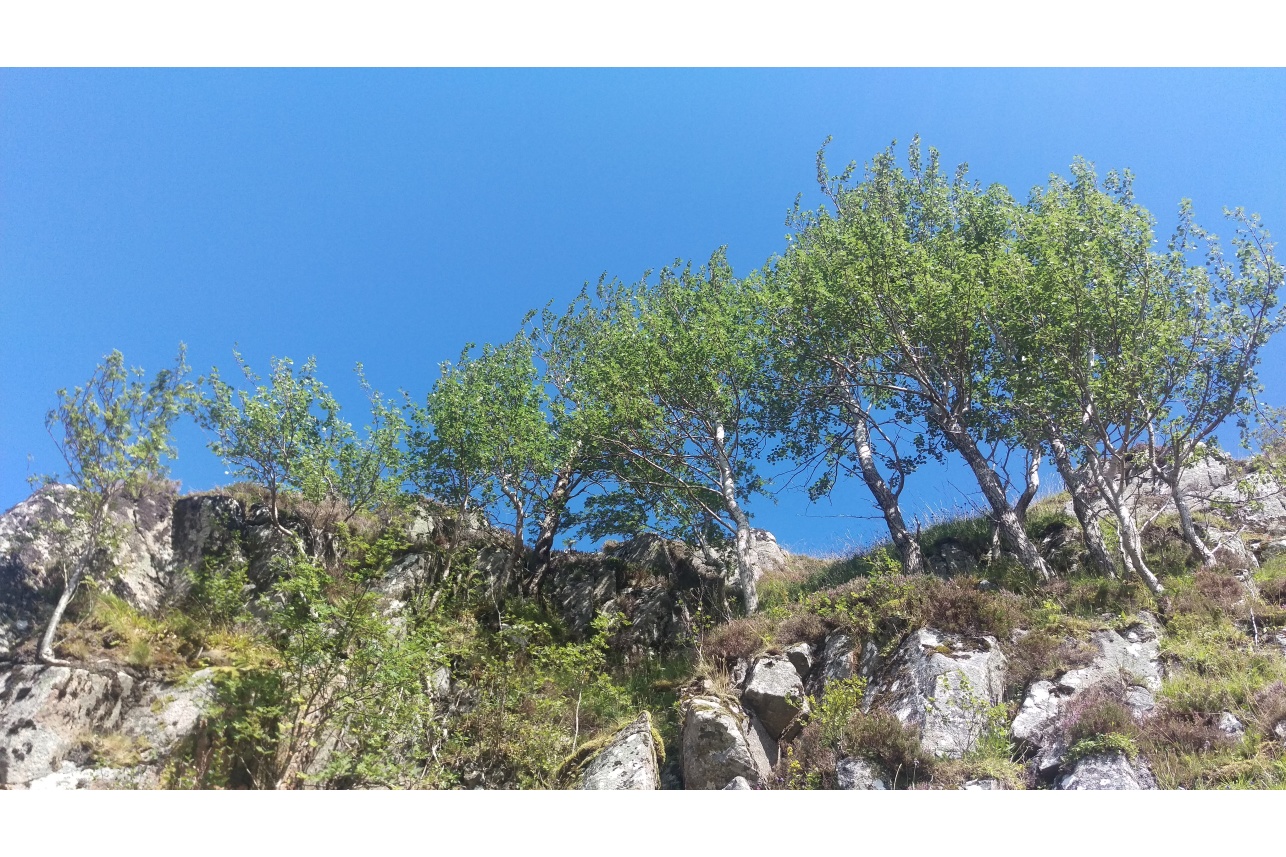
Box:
843;404;925;575
714;423;757;613
1048;433;1117;579
1083;452;1165;596
934;409;1052;580
527;466;577;597
1014;450;1040;524
1166;469;1218;566
37;569;80;666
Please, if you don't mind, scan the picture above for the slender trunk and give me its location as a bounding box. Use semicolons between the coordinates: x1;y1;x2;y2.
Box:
934;409;1051;580
1166;468;1218;566
528;466;577;597
1014;451;1040;524
842;400;925;575
1048;433;1116;579
713;423;757;613
38;570;79;665
1084;452;1165;596
39;499;109;665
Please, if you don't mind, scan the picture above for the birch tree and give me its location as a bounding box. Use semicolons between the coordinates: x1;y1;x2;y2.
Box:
35;347;192;664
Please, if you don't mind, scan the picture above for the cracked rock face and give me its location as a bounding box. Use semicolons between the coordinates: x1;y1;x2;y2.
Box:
581;712;660;790
836;757;887;790
1057;752;1156;790
681;694;775;790
864;629;1007;759
742;655;808;740
1011;615;1162;775
0;665;135;787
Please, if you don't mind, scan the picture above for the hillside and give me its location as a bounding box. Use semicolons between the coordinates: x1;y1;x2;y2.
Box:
3;446;1285;790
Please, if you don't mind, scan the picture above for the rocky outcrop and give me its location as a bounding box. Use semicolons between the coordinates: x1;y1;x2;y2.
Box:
0;663;217;789
1;484;177;654
681;693;775;789
863;629;1007;759
1057;752;1156;790
580;712;660;790
742;655;808;740
1012;615;1161;777
0;664;135;786
836;757;887;790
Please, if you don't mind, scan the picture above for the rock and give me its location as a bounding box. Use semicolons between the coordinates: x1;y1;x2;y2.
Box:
963;778;1002;790
543;556;618;637
1217;712;1245;738
929;538;978;577
581;712;660;790
0;664;134;786
784;642;815;678
681;694;774;790
0;484;177;631
742;655;808;740
820;630;857;687
746;529;788;580
864;628;1007;759
722;775;753;790
1011;680;1061;744
119;669;217;760
1012;616;1163;776
1057;752;1156;790
23;759;153;790
836;757;887;790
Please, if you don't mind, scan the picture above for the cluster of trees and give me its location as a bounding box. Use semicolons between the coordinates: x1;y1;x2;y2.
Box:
33;138;1284;664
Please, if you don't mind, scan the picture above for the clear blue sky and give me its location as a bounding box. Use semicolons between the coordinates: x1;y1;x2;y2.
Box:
3;69;1284;554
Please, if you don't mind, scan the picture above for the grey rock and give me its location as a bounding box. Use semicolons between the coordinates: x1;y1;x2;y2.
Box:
962;777;1003;790
864;629;1007;759
0;484;177;621
119;669;217;760
0;665;134;786
784;642;815;678
722;775;753;790
744;713;780;773
742;655;808;740
1057;752;1156;790
820;630;857;687
836;757;887;790
681;694;773;790
1217;712;1245;738
1012;616;1163;775
24;759;153;790
581;712;660;790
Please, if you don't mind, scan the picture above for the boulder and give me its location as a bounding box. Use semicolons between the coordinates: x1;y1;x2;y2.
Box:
742;655;808;740
581;712;661;790
1057;752;1156;790
681;694;774;790
722;775;753;790
836;757;887;790
1011;616;1162;775
864;629;1007;759
119;669;218;760
0;484;177;651
784;642;815;679
819;630;857;687
0;664;135;786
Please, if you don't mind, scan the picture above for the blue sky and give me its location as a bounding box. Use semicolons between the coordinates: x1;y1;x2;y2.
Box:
3;69;1284;554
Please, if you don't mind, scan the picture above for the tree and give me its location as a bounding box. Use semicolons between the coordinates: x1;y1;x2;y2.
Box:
197;350;343;535
568;251;774;612
1144;206;1283;564
405;328;560;597
797;138;1052;579
35;347;192;664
